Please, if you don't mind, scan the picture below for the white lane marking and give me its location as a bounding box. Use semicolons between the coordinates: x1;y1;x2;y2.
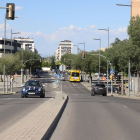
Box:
46;83;47;84
72;83;75;86
113;101;115;102
73;94;77;95
123;105;128;108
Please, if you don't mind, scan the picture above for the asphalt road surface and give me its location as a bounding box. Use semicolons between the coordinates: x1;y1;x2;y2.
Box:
49;77;140;140
0;71;56;132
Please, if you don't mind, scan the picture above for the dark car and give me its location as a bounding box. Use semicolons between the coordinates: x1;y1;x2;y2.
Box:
33;72;40;78
21;80;45;98
106;85;118;93
91;84;106;96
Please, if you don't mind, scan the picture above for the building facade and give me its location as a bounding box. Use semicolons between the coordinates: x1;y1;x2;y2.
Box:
0;38;22;57
57;40;73;61
132;0;140;17
54;49;58;61
13;37;38;53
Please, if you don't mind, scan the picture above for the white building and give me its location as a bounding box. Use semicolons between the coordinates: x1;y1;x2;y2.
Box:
13;37;38;53
0;38;22;57
57;40;73;61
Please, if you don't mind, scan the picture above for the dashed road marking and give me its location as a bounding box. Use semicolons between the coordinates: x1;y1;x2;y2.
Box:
123;105;128;108
72;83;75;86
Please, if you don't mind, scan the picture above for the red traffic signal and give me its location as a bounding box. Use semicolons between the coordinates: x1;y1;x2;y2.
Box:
82;52;86;59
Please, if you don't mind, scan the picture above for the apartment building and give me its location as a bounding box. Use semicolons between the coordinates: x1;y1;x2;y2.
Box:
13;37;38;53
0;38;22;57
57;40;73;61
132;0;140;17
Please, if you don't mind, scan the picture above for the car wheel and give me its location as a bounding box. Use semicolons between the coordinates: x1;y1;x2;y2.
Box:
103;93;107;96
21;94;24;98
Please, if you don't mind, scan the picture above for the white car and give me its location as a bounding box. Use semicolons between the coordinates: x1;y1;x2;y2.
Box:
95;73;99;76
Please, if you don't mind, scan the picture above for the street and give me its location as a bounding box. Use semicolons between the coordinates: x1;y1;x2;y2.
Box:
0;71;56;132
49;77;140;140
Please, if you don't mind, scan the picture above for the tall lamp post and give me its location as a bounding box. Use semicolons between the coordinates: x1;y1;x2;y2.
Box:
116;3;132;18
73;45;79;55
98;27;109;48
78;42;85;82
93;38;101;83
11;30;20;54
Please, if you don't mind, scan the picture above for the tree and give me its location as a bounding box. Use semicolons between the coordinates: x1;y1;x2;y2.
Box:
42;61;49;67
128;15;140;96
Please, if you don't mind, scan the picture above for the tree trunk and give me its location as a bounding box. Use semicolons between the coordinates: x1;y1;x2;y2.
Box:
85;72;86;84
90;72;92;88
121;71;124;95
137;66;139;97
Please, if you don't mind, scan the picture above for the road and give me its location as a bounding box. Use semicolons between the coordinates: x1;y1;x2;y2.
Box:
0;71;56;132
49;76;140;140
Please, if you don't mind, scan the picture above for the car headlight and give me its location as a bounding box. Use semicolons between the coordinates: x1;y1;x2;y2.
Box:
23;88;26;92
38;88;41;91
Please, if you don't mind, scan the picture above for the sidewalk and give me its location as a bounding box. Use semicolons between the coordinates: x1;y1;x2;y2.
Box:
81;81;140;100
0;75;32;95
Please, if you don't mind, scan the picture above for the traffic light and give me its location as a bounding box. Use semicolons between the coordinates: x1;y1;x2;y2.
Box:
6;3;15;20
82;52;86;59
64;58;66;62
110;75;114;81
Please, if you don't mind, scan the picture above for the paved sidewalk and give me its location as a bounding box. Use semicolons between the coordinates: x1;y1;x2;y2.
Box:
81;81;140;100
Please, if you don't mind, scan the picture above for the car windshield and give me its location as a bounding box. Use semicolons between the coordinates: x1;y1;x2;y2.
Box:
72;72;79;77
24;81;41;87
96;84;105;87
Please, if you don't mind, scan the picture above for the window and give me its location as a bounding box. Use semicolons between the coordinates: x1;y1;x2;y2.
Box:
72;73;79;77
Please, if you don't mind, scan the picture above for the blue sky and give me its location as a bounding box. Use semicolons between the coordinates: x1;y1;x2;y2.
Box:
0;0;131;57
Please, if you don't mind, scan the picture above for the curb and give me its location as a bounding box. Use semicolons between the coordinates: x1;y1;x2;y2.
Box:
42;95;68;140
0;92;16;96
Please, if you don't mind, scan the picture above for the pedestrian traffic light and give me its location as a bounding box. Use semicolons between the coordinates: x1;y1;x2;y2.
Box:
64;58;66;62
6;3;15;20
82;52;86;59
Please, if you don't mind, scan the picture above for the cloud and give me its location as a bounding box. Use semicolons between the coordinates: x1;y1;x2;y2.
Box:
15;6;23;10
87;25;97;29
0;24;11;31
35;31;42;36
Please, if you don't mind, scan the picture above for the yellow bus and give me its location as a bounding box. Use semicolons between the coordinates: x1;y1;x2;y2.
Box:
69;70;80;82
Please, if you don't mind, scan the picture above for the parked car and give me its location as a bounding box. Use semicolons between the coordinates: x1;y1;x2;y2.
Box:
59;76;65;81
21;80;45;98
95;73;103;76
106;85;118;93
91;84;107;96
32;72;40;78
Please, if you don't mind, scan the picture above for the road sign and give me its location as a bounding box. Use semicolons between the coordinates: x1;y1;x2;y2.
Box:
110;69;114;74
102;77;106;81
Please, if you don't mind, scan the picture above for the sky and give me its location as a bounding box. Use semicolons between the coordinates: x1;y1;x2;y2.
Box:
0;0;131;57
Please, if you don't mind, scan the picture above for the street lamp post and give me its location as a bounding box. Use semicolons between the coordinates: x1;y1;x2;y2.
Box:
93;38;101;83
11;30;20;54
116;3;132;19
78;42;85;82
73;45;79;55
98;27;109;48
